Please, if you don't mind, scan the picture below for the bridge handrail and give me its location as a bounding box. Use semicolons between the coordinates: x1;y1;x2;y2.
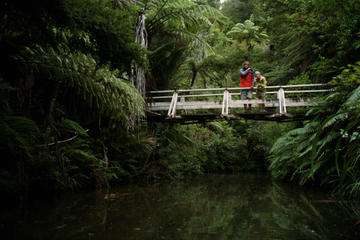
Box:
148;85;334;100
149;83;334;94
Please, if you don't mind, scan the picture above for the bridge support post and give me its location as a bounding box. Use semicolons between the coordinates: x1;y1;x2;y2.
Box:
167;90;178;118
221;89;230;117
277;87;287;114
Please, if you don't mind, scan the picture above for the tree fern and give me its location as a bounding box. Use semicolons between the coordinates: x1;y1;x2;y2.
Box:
227;20;269;49
145;0;223;34
16;45;144;128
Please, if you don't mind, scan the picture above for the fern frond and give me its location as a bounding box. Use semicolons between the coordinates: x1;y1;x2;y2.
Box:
17;45;144;128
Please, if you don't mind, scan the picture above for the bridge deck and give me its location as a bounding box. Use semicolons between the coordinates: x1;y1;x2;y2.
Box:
148;99;312;111
147;112;311;124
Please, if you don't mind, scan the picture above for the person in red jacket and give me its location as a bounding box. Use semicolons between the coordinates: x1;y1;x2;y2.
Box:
239;61;255;111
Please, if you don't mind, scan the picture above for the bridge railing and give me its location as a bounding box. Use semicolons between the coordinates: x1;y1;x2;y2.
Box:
147;84;334;118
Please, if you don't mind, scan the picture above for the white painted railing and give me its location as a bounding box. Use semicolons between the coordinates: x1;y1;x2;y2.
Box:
147;84;334;118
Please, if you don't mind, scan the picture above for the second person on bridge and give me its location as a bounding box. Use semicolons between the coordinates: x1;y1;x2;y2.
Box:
239;61;255;112
255;71;268;112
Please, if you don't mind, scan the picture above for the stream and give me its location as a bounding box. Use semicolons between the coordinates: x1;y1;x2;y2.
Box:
2;173;360;240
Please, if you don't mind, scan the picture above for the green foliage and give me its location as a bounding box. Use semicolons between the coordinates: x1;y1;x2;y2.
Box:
331;61;360;87
0;0;149;196
288;73;312;85
0;82;40;193
144;0;226;89
151;121;289;180
146;0;224;34
18;45;144;126
0;116;39;156
30;118;102;190
104;128;156;181
227;19;269;50
63;0;143;71
0;0;359;203
269;84;360;197
221;0;255;24
254;0;360;82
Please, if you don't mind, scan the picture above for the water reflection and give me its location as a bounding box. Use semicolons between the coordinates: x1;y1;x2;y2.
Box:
2;173;360;240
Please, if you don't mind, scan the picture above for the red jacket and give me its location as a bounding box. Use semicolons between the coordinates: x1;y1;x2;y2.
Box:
239;69;254;87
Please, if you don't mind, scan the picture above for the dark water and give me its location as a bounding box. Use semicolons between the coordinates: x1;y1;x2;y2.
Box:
2;173;360;240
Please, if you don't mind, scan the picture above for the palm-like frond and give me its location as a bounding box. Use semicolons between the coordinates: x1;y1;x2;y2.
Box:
227;20;269;48
145;0;223;35
343;85;360;107
16;45;144;127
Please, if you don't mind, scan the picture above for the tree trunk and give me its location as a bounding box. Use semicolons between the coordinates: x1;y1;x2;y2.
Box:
131;9;148;99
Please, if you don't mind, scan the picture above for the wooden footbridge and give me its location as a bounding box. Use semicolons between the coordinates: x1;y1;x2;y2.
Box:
146;84;333;123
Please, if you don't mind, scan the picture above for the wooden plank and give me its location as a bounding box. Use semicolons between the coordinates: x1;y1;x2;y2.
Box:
148;89;328;99
231;92;277;96
148;95;174;99
284;89;331;93
148;101;222;111
227;83;330;90
271;83;331;89
178;88;226;93
148;99;313;111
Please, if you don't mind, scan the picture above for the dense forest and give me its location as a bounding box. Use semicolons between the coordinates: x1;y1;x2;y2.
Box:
0;0;359;207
